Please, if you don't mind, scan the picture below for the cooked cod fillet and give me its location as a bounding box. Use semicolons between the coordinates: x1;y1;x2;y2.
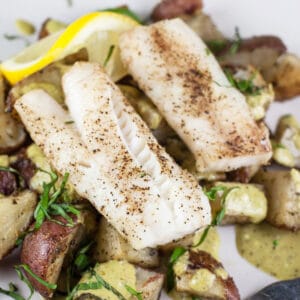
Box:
62;62;210;248
15;78;210;249
120;19;272;173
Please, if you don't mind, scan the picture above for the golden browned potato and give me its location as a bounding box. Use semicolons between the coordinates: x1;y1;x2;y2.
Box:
209;182;267;225
253;168;300;230
74;261;164;300
0;190;37;260
6;63;67;115
0;74;26;153
272;115;300;168
263;53;300;100
94;218;159;268
38;18;67;39
225;65;274;121
173;250;240;300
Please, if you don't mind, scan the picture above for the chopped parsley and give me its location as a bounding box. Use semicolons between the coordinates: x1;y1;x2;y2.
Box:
33;170;80;230
193;186;238;247
166;247;187;292
103;45;115;67
0;264;56;300
125;285;143;300
65;120;74;124
66;266;127;300
224;69;261;95
3;34;30;46
229;27;241;54
206;40;227;53
273;239;279;249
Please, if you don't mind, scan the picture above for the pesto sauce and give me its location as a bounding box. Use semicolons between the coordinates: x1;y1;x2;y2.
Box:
236;222;300;279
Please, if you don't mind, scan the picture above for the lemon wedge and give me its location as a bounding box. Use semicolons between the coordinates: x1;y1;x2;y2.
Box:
0;12;138;84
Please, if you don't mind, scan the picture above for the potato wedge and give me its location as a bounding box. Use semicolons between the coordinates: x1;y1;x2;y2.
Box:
20;214;88;298
0;190;37;260
253;168;300;230
173;250;240;299
0;74;26;153
209;182;267;225
272;115;300;168
74;261;164;300
263;53;300;100
135;266;164;300
94;218;159;268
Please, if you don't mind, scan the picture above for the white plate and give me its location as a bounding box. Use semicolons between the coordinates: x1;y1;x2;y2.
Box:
0;0;299;299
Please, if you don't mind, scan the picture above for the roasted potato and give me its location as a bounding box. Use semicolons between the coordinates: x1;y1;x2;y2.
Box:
181;10;225;42
0;74;26;153
226;164;261;183
0;190;37;260
209;182;267;225
272;115;300;168
219;36;286;74
6;63;67;116
74;261;164;300
151;0;202;21
20;209;97;299
94;218;159;268
26;143;78;200
225;65;274;121
263;53;300;100
173;250;240;300
38;18;67;39
118;84;163;130
135;266;164;300
253;168;300;230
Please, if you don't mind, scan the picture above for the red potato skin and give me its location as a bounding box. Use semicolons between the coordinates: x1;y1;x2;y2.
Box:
21;216;81;299
238;36;286;54
189;251;240;300
151;0;203;21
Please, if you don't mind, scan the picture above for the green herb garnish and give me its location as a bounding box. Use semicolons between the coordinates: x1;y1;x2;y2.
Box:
65;120;74;124
16;264;57;290
229;27;241;54
204;185;227;201
125;285;143;300
33;170;79;230
74;242;94;272
166;247;186;292
14;265;34;299
103;45;115;67
224;69;261;95
206;40;227;53
273;239;279;249
0;285;25;300
3;34;29;46
193;187;238;247
103;7;142;23
67;266;127;300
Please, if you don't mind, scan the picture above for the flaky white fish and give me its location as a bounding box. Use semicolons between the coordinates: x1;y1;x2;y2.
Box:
15;63;210;249
120;19;272;173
